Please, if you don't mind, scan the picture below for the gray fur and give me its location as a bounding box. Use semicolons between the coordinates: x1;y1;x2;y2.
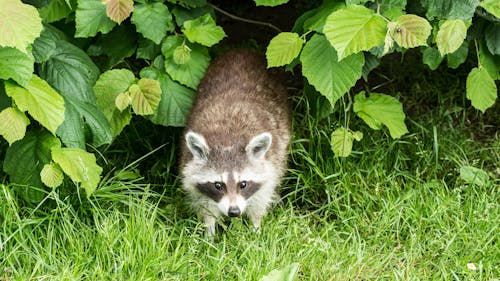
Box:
180;49;291;235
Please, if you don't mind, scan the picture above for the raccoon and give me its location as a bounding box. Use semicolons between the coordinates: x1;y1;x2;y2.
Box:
180;49;291;235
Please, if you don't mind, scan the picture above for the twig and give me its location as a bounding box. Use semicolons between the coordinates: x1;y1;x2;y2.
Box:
208;3;283;33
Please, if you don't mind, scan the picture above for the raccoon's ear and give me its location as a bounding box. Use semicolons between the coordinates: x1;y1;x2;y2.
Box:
246;132;272;160
186;131;209;161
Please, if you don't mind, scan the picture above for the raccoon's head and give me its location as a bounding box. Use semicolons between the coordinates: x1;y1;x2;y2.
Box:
183;131;276;217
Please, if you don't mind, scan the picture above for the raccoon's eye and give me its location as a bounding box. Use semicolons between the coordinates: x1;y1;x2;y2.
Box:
239;181;247;189
214;182;224;190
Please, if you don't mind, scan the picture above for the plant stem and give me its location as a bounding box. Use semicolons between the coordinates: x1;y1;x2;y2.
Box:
208;3;282;33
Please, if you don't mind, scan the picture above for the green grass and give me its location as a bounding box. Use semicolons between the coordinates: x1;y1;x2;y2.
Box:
1;61;499;280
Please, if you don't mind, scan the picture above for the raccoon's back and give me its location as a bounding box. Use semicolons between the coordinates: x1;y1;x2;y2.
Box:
184;50;291;163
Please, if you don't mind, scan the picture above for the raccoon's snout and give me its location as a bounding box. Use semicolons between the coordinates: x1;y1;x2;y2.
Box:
227;206;241;217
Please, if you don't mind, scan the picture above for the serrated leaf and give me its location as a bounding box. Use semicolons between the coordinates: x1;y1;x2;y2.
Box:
0;47;34;87
52;147;103;197
162;36;211;89
479;42;500;80
300;34;364;106
115;92;131;111
172;5;213;26
94;69;135;136
39;39;112;148
182;14;226;47
389;15;432;49
75;0;116;37
0;107;30;145
105;0;133;24
466;67;497;113
379;0;407;20
447;42;468;69
132;2;174;44
353;92;408;139
173;45;191;64
86;24;137;69
137;37;161;60
129;78;161;115
459;165;490;187
266;32;304;68
254;0;288;7
422;47;443;70
5;76;65;135
436;19;467;56
303;1;345;32
38;0;75;23
323;5;387;60
32;27;57;63
0;0;43;53
480;0;500;18
140;65;195;126
40;163;64;188
3;131;61;201
485;23;500;55
422;0;479;21
259;263;299;281
331;127;359;157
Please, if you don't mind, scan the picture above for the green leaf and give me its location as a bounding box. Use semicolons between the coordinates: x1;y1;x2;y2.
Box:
459;166;490;187
436;19;467;56
388;15;431;49
56;99;113;148
140;65;195;127
75;0;116;38
173;45;191;64
447;42;468;69
40;163;64;189
171;5;213;26
182;14;226;47
485;23;500;55
480;0;500;18
379;0;407;20
115;92;131;111
94;69;135;136
323;5;387;60
422;0;479;21
5;76;65;135
303;1;345;32
132;2;174;45
330;127;363;157
266;32;304;68
254;0;288;7
3;131;61;201
259;263;299;281
422;47;443;70
466;67;497;113
0;0;43;52
38;0;75;23
0;46;34;87
32;27;57;63
129;78;161;115
52;147;103;197
162;36;211;89
479;42;500;80
0;107;30;145
87;24;137;70
137;37;161;60
38;39;112;147
353;92;408;139
105;0;133;24
300;34;364;106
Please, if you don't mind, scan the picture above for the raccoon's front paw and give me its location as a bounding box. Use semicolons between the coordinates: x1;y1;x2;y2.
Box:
204;216;217;236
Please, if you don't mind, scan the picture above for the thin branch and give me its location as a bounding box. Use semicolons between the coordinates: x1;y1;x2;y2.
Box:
208;3;282;33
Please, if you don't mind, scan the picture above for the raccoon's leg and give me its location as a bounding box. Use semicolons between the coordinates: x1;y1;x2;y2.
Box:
247;207;267;229
203;214;217;236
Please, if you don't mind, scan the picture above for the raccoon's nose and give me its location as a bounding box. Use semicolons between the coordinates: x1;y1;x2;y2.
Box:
227;206;241;217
